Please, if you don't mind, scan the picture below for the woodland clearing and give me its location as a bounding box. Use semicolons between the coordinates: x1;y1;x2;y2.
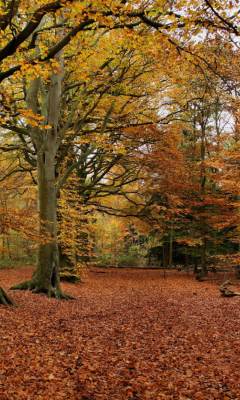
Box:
0;267;240;400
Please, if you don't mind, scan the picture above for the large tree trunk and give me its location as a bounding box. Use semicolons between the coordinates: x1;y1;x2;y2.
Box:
10;48;74;299
10;150;73;298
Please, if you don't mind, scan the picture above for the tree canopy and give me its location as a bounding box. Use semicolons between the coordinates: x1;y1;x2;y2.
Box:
1;0;240;303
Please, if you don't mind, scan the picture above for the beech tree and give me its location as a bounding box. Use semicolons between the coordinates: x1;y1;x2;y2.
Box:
0;0;239;302
1;24;171;297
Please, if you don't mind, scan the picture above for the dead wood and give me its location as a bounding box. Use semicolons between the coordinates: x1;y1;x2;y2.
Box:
219;280;240;297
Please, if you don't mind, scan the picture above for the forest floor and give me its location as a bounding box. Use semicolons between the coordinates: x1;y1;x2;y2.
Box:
0;267;240;400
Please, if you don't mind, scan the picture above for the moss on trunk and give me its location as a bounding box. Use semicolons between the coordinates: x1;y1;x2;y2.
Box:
10;274;75;299
10;242;75;299
0;286;18;306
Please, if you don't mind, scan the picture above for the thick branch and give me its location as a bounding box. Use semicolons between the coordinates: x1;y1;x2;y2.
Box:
0;0;77;62
0;0;20;31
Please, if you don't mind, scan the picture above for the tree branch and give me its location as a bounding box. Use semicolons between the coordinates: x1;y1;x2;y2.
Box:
204;0;239;36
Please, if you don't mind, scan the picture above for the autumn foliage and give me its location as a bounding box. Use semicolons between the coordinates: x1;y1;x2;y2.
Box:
1;266;240;399
1;2;240;398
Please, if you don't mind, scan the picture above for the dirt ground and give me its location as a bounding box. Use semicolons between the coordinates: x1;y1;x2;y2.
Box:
0;266;240;400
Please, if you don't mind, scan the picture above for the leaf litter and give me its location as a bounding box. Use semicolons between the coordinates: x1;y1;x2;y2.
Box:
0;266;240;400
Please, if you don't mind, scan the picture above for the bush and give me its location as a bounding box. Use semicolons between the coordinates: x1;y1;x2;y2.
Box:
95;245;148;268
0;254;36;269
96;254;113;267
115;253;138;267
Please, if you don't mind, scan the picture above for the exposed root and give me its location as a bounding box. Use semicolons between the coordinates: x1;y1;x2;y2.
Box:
10;280;32;291
10;279;76;300
0;286;18;307
59;291;76;300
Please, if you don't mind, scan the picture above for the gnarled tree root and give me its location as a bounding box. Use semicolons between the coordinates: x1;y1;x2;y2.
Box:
0;286;18;307
10;280;76;300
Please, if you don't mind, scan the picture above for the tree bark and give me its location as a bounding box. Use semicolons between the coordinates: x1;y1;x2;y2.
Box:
169;222;173;269
10;47;74;299
10;146;74;298
200;116;208;278
0;286;18;306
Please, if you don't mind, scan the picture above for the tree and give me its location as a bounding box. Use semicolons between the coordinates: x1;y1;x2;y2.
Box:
2;22;172;297
131;39;240;277
1;1;239;302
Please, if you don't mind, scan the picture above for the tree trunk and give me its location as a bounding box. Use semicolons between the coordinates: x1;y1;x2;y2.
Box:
200;117;208;278
169;222;173;269
184;252;188;269
10;48;74;299
0;286;18;306
164;241;169;269
162;239;166;279
10;156;73;298
237;194;240;278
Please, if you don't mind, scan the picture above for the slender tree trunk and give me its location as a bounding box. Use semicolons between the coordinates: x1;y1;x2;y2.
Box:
200;117;208;278
200;217;207;277
237;193;240;278
185;252;189;277
194;257;199;274
165;241;169;269
169;221;173;269
162;238;166;279
1;236;5;259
